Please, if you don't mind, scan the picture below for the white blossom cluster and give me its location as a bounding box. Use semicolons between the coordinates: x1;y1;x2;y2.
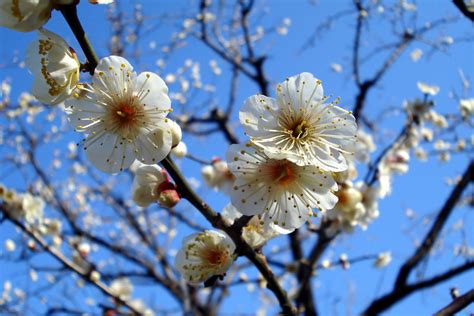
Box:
227;72;357;232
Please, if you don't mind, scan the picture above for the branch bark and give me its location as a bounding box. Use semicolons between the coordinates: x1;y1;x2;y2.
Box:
434;289;474;316
452;0;474;22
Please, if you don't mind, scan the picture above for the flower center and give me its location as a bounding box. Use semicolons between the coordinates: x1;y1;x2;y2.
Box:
110;101;141;135
202;247;228;266
267;160;298;187
290;119;310;139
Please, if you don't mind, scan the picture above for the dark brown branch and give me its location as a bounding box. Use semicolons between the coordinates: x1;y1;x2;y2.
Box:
452;0;474;22
362;261;474;315
395;160;474;288
59;5;99;74
295;225;336;313
434;289;474;316
362;160;474;315
290;231;317;316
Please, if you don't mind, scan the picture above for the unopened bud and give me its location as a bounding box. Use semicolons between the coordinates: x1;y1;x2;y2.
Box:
171;141;187;158
78;242;91;258
157;182;180;208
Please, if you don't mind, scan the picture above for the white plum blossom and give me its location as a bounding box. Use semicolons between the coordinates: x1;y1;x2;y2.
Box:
356;183;381;229
460;99;474;118
4;239;15;252
417;82;439;96
404;99;433;117
378;149;410;198
239;72;357;171
410;48;423;62
109;278;133;300
227;143;338;231
26;29;80;105
175;230;235;284
221;204;287;248
0;0;52;32
426;110;448;128
201;159;235;194
131;165;167;207
374;251;392;268
325;181;380;232
129;300;154;316
326;182;365;230
5;192;46;224
66;56;173;173
348;129;376;163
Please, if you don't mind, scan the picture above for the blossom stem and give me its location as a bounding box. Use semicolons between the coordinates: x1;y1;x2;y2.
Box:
60;5;99;74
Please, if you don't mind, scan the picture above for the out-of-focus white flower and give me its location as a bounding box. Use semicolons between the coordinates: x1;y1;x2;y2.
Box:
21;193;44;224
321;259;331;269
439;151;451;162
129;299;154;316
175;230;235;284
456;139;466;151
90;271;101;282
201;158;235;194
404;127;419;148
131;165;167;207
330;63;343;73
441;36;454;45
460;99;474;118
404;99;432;117
66;56;173;173
378;149;410;198
434;140;450;151
276;26;288;35
425;110;448;128
240;73;357;171
171;141;187;158
109;278;133;300
327;182;364;230
78;242;91;257
41;218;62;235
349;129;376;163
414;148;427;161
420;127;433;141
410;48;422;62
227;144;338;231
339;253;350;269
5;239;15;252
400;0;417;11
326;181;380;231
417;82;439;96
0;0;52;32
25;29;80;105
374;251;392;268
221;204;288;248
29;269;38;282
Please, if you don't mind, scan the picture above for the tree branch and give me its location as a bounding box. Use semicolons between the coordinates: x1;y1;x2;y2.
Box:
452;0;474;22
395;160;474;288
434;289;474;316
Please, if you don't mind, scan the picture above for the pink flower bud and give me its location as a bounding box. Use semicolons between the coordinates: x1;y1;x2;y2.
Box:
157;182;180;208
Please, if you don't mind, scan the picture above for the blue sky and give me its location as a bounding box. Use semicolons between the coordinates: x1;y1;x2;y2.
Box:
0;0;473;315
